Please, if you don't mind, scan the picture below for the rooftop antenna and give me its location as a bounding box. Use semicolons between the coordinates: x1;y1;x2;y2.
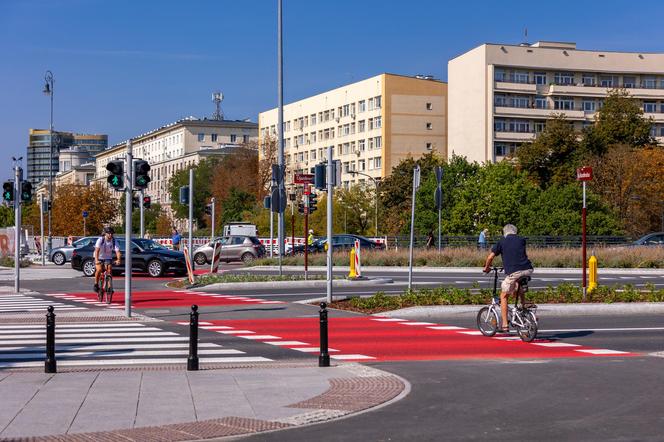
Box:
212;91;224;120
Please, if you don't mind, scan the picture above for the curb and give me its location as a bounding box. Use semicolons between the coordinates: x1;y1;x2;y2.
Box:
195;277;393;291
376;302;664;318
244;265;664;275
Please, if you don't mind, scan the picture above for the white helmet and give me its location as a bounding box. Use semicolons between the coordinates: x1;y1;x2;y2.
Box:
309;229;314;234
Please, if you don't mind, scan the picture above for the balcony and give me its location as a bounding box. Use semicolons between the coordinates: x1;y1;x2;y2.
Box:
495;81;537;94
494;105;585;121
494;132;536;142
644;112;664;123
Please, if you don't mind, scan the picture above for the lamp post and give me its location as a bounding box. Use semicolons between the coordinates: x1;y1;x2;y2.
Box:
43;71;54;255
348;171;379;236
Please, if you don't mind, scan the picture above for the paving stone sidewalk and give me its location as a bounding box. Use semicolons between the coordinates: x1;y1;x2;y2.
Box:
0;363;407;441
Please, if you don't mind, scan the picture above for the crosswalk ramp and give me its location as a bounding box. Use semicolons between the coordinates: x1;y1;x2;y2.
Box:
0;293;87;313
0;322;272;368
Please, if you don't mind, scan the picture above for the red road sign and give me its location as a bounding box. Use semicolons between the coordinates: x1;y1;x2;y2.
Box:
576;166;593;181
294;173;315;184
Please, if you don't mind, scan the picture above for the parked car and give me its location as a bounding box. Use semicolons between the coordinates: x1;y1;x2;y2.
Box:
291;234;385;254
50;236;98;265
632;232;664;246
193;235;266;265
71;238;187;277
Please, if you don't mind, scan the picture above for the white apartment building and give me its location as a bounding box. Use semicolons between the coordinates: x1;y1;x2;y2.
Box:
94;117;258;215
448;41;664;163
258;73;447;187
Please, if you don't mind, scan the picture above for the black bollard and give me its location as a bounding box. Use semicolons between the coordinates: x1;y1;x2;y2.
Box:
187;304;199;371
45;305;57;373
319;302;330;367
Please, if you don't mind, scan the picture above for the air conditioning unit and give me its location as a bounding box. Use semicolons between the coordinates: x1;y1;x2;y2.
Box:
335;117;340;123
354;150;361;157
351;113;356;119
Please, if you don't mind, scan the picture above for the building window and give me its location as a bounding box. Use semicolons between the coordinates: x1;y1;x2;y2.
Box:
374;96;382;109
554;72;574;85
494;94;507;107
535;96;548;109
582;73;596;86
511;97;530;108
513;71;529;84
534;121;546;133
311;114;317;125
358;139;365;151
359;159;365;171
375;136;382;148
426;102;433;110
358;120;366;132
582;100;596;112
375;116;382;129
623;76;636;88
211;134;218;142
374;157;382;168
494;143;507;157
358;100;366;113
661;103;664;113
643;101;657;113
509;120;530;133
534;72;547;85
494;119;507;132
426;142;433;150
554;96;575;111
311;149;316;160
368;98;374;111
197;133;205;142
494;69;506;82
230;134;237;143
426;122;433;130
599;75;615;87
642;76;657;89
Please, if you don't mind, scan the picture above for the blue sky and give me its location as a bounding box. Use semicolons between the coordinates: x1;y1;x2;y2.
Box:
1;0;663;181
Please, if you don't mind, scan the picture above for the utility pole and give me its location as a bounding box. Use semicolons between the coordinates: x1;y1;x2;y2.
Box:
269;208;274;258
277;0;285;275
43;71;54;256
435;166;443;253
326;146;334;304
124;141;133;318
408;166;420;291
14;163;21;293
188;168;194;265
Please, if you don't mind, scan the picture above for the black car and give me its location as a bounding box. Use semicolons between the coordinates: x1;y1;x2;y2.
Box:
71;238;187;277
291;234;385;254
632;232;664;246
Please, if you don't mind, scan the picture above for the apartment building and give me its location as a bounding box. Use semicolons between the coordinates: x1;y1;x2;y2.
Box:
258;73;447;188
94;117;258;216
26;129;107;187
448;41;664;163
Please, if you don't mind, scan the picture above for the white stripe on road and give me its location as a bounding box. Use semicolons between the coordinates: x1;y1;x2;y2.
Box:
540;327;664;333
264;341;308;346
371;318;405;322
0;343;223;352
218;330;255;334
0;337;190;345
0;332;177;339
238;335;281;340
290;347;339;353
427;326;467;330
533;342;581;348
0;356;273;368
0;327;164;334
0;323;151;329
0;349;245;359
575;349;630;355
330;354;375;360
399;322;435;326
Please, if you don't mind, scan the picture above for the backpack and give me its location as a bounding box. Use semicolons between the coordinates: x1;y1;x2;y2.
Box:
98;236;118;251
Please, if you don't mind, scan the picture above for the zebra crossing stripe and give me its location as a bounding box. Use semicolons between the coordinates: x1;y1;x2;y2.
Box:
0;327;165;334
0;357;272;368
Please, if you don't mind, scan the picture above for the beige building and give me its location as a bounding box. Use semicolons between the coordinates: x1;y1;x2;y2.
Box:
94;117;258;216
448;41;664;163
55;164;96;187
258;73;447;187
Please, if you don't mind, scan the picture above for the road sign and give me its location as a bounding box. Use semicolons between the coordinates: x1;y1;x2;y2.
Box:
82;211;88;218
294;173;315;184
576;166;593;181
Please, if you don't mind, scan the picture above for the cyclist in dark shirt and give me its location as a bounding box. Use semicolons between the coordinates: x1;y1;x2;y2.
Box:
483;224;533;332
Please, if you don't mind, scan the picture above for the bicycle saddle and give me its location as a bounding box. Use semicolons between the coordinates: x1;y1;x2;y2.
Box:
517;276;531;284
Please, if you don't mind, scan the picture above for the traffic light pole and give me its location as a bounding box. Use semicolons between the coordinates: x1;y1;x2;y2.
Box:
210;197;216;242
188;169;194;265
304;189;309;281
277;0;285;276
326;146;333;304
14;165;21;293
124;141;133;318
40;194;45;266
139;188;145;238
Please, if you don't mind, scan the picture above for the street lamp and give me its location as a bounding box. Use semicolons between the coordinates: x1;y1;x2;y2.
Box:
348;170;379;236
43;70;54;254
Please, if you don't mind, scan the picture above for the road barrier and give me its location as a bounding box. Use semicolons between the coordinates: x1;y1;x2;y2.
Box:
45;305;56;373
348;248;357;278
319;302;330;367
183;246;195;284
354;239;362;277
210;242;222;273
588;254;598;293
187;304;199;371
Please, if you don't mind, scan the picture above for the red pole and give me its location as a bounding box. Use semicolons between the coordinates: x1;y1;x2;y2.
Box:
291;211;295;257
304;184;310;279
582;181;587;301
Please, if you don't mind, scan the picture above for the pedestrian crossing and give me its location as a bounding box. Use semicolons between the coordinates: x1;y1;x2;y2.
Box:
0;322;272;368
0;293;87;313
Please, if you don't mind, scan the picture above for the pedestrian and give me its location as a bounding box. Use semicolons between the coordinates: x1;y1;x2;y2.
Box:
478;228;489;250
172;228;181;251
307;229;314;249
145;230;152;240
34;236;41;255
426;229;435;249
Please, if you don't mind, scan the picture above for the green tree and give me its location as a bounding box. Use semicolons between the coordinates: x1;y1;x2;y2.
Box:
582;88;654;154
168;159;217;227
515;114;582;188
336;184;375;235
0;205;14;227
221;188;256;226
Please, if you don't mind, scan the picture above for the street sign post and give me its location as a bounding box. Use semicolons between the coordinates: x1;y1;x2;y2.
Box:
577;166;593;301
435;166;443;253
82;211;88;236
408;166;420;291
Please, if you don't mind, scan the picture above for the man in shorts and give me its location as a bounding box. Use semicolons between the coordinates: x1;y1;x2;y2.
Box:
94;227;121;293
483;224;533;332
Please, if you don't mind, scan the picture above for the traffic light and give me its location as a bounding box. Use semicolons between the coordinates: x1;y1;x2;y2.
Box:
263;196;271;210
106;160;124;190
20;181;33;202
309;192;318;213
298;202;305;215
314;163;326;190
143;196;151;209
134;160;151;189
179;186;190;204
204;204;212;215
2;182;13;202
132;195;140;210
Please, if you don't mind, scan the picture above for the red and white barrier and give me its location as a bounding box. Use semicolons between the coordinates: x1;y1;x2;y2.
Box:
210;242;222;273
183;246;195;284
354;239;362;277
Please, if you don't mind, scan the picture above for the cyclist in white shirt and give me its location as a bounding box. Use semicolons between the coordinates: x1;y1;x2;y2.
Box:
94;227;121;293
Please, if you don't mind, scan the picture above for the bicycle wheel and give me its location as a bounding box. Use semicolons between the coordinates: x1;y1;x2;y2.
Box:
477;306;499;337
517;311;538;342
105;275;113;304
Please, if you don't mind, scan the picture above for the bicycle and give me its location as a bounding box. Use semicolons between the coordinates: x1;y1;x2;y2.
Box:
476;266;538;342
97;262;114;304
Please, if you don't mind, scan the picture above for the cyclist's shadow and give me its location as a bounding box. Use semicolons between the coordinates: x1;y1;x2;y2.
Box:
540;330;594;340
